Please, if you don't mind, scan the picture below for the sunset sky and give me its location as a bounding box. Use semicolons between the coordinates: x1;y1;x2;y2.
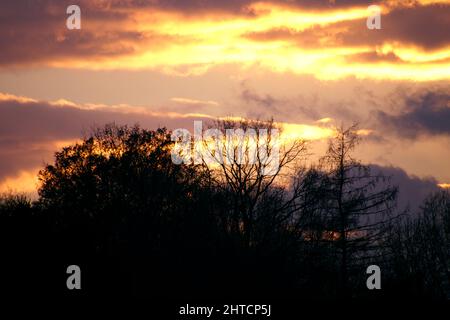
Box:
0;0;449;209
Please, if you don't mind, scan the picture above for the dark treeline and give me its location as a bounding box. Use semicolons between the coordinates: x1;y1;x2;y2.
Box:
1;121;449;300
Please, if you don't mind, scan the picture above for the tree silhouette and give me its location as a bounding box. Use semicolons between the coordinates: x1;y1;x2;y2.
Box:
36;124;217;297
2;121;449;300
199;118;307;248
313;125;398;298
385;190;450;299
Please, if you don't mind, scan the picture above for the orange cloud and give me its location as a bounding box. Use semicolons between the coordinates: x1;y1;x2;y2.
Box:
171;97;220;106
1;1;449;80
0;170;39;197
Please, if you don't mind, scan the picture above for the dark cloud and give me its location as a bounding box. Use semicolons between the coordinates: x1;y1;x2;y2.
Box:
370;164;440;214
338;4;450;51
0;31;145;66
241;88;280;110
245;4;450;54
0;0;182;67
374;91;450;139
239;84;325;121
346;51;403;64
0;0;126;66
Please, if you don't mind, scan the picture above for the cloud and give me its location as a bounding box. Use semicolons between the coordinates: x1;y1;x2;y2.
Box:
374;90;450;138
370;164;440;214
0;170;40;196
241;87;281;110
165;97;220;114
0;0;181;67
0;91;334;188
123;0;449;13
245;3;450;52
238;82;326;121
0;91;446;206
332;4;450;51
0;93;212;183
0;1;449;80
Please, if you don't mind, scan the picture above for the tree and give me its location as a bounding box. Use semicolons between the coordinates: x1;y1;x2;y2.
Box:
315;124;398;298
7;121;450;300
36;123;217;297
385;190;450;298
198;118;307;249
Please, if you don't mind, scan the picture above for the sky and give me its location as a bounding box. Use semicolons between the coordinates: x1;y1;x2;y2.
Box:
0;0;449;210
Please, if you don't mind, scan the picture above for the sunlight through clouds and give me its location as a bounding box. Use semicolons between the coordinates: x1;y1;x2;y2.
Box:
31;1;449;80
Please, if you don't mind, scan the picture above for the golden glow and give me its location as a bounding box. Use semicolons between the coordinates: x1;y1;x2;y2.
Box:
356;129;374;136
438;183;450;189
171;97;219;106
45;1;450;80
0;170;39;195
282;122;335;141
214;118;336;141
378;43;450;63
0;92;37;103
317;117;333;124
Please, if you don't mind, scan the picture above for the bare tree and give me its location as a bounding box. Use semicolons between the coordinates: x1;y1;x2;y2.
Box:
199;118;307;247
385;190;450;298
316;124;398;298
